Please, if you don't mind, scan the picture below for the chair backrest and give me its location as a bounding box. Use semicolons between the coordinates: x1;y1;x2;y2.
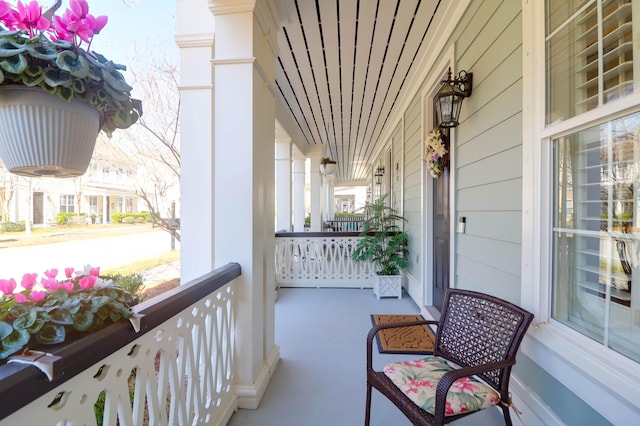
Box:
434;289;534;394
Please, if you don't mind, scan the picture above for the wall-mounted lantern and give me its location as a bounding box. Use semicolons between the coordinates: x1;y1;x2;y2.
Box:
434;67;473;128
374;165;385;186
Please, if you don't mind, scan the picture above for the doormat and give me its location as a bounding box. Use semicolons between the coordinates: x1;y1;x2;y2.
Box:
371;314;435;354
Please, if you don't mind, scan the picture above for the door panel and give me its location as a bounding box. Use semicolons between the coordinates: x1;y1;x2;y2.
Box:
33;192;44;225
433;166;449;309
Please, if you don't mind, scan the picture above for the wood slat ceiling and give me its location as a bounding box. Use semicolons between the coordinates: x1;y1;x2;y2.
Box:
276;0;440;184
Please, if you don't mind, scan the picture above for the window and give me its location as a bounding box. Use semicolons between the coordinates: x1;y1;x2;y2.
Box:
522;0;640;419
546;0;636;124
60;195;75;213
552;112;640;362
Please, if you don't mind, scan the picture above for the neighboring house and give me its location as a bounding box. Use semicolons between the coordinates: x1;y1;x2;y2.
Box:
177;1;640;425
0;136;141;225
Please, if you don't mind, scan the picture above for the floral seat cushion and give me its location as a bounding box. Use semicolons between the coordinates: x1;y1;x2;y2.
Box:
383;356;500;417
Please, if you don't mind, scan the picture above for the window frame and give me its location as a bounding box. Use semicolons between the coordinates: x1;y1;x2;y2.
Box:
522;0;640;422
59;194;75;213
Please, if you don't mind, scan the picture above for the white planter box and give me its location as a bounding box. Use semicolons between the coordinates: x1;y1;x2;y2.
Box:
373;274;402;299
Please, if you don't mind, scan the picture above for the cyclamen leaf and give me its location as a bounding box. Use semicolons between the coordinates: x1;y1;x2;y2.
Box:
43;68;72;88
56;50;89;78
0;321;12;340
56;86;74;102
35;324;65;345
0;53;27;74
26;44;58;60
21;66;45;86
96;306;110;321
49;309;73;325
72;311;94;332
102;68;132;92
28;317;45;334
11;309;36;330
0;329;30;359
91;296;111;309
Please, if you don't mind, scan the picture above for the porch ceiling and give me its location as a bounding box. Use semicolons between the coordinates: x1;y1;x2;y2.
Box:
275;0;440;184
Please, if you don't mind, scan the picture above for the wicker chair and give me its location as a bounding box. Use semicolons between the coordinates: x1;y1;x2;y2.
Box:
365;288;534;425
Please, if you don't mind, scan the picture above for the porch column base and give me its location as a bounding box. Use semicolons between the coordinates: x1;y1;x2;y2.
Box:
236;344;281;409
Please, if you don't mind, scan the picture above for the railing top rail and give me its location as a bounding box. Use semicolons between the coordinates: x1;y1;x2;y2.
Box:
275;231;362;237
0;262;241;420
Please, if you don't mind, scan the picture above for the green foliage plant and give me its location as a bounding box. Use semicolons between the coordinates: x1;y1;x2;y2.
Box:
0;0;142;135
0;221;25;232
351;194;409;275
0;265;140;360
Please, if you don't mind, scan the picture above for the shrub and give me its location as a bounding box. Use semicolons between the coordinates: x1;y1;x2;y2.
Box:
100;272;145;301
112;212;151;224
56;212;74;225
0;221;25;232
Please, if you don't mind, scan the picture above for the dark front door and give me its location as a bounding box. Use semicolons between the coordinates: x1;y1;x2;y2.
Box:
433;165;449;310
33;192;44;225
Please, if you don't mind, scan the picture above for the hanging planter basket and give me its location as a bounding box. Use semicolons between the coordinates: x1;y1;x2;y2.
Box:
0;86;101;178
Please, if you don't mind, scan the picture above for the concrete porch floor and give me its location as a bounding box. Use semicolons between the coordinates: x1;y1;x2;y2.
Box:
228;287;505;426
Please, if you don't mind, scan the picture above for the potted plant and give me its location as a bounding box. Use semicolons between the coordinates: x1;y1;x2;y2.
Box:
351;194;409;298
0;264;140;361
320;156;337;175
0;0;142;177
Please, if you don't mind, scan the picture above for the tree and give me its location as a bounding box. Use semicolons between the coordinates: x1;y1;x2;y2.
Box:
121;51;181;241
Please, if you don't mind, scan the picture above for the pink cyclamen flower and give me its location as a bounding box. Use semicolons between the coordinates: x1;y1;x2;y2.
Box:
65;267;74;278
28;291;46;303
59;281;74;294
21;273;38;290
89;267;100;277
70;0;89;18
14;1;49;34
13;293;27;304
44;268;58;279
0;1;12;20
0;278;16;295
41;277;56;290
78;275;96;290
52;0;107;46
87;14;107;34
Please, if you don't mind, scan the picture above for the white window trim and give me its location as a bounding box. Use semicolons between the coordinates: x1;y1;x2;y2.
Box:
522;1;640;422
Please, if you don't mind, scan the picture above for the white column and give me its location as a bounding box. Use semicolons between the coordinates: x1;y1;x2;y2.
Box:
327;176;335;220
292;146;306;232
102;194;108;223
309;151;322;231
275;138;292;232
210;0;279;410
176;0;215;282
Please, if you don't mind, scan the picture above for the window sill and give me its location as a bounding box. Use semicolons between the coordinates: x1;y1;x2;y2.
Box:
521;321;640;424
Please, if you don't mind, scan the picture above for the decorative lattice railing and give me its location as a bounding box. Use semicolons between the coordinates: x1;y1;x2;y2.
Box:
0;263;240;426
275;232;375;287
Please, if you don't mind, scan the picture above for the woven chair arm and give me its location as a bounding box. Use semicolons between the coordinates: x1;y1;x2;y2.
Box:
366;320;437;369
433;358;515;420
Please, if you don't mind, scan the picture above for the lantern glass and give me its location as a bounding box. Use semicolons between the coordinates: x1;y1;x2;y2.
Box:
435;84;465;128
434;68;473;128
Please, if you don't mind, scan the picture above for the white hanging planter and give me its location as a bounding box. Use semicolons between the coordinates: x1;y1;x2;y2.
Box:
0;86;101;177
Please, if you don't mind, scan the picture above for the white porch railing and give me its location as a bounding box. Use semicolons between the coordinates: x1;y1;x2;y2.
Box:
275;232;375;287
0;263;240;426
